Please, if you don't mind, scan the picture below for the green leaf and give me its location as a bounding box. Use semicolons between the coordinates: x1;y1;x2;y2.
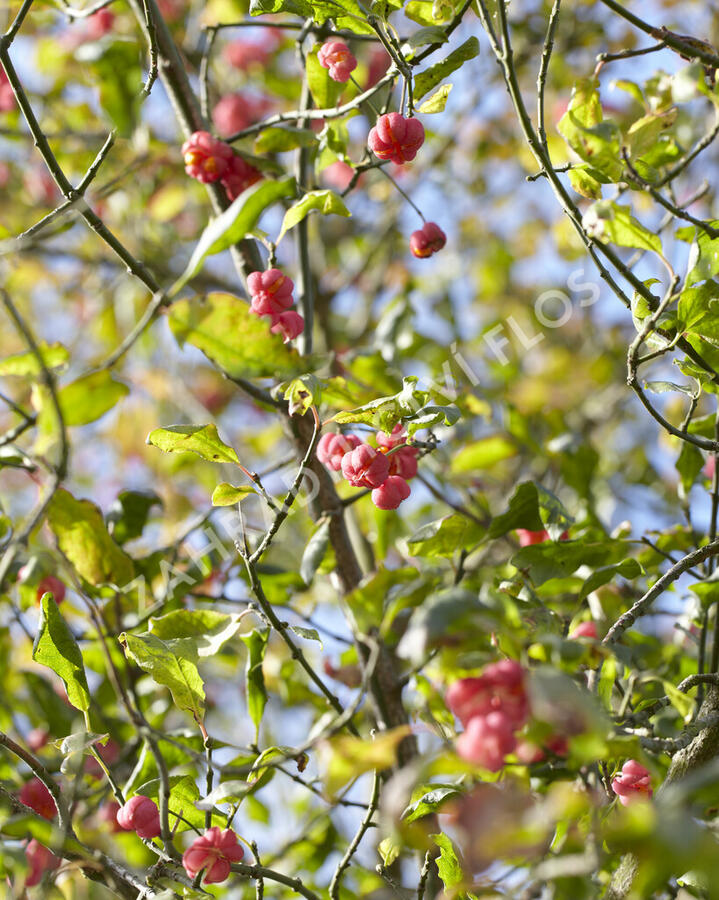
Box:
558;78;623;181
487;481;544;538
413;36;479;100
661;678;695;723
119;631;205;723
170;178;295;294
677;223;719;287
21;672;76;737
55;731;108;775
135;774;214;832
625;109;677;161
397;587;492;664
369;0;403;18
0;342;69;376
306;46;344;109
406;25;448;48
47;488;134;587
211;482;254;506
147;423;240;465
319;728;410;795
645;380;698;395
614;78;645;106
529;666;608;741
402;785;461;823
582;201;662;253
332;376;430;432
254;126;318;154
300;519;330;585
249;0;311;15
278;190;351;243
407;515;485;558
195;780;254;810
283;374;322;416
242;629;269;741
568;164;607;200
33;595;91;712
417;83;453;114
431;833;464;891
56;371;129;426
378;835;402;867
512;540;627;586
33;372;128;452
250;0;374;34
689;578;719;610
676;441;705;495
289;625;323;647
678;281;719;345
577;558;643;602
450;434;517;473
169;292;305;381
345;566;417;633
405;404;460;435
90;40;143;136
149;610;246;657
107;489;162;545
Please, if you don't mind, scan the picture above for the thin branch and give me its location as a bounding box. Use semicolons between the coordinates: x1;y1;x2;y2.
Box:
603;539;719;645
595;41;665;73
59;0;118;19
295;76;315;357
230;860;322;900
199;24;218;123
139;0;160;97
249;407;322;564
329;768;381;900
596;0;719;68
224;67;399;141
537;0;561;149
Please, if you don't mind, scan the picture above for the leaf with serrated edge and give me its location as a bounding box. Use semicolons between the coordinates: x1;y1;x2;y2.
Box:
147;423;240;465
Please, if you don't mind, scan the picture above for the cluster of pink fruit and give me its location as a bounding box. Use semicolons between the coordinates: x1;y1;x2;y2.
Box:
446;660;532;771
181;38;446;263
18;786;246;887
611;759;652;805
446;622;602;770
317;424;418;510
318;40;358;83
181;131;261;201
116;797;245;884
247;268;304;343
447;663;653;805
365;109;446;260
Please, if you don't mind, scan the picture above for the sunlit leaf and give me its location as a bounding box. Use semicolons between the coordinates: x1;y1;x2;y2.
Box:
33;595;91;713
171;178;295;294
278;190;351;243
47;488;135;587
413;37;479;100
169;292;305;380
119;631;205;723
147;423;241;465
